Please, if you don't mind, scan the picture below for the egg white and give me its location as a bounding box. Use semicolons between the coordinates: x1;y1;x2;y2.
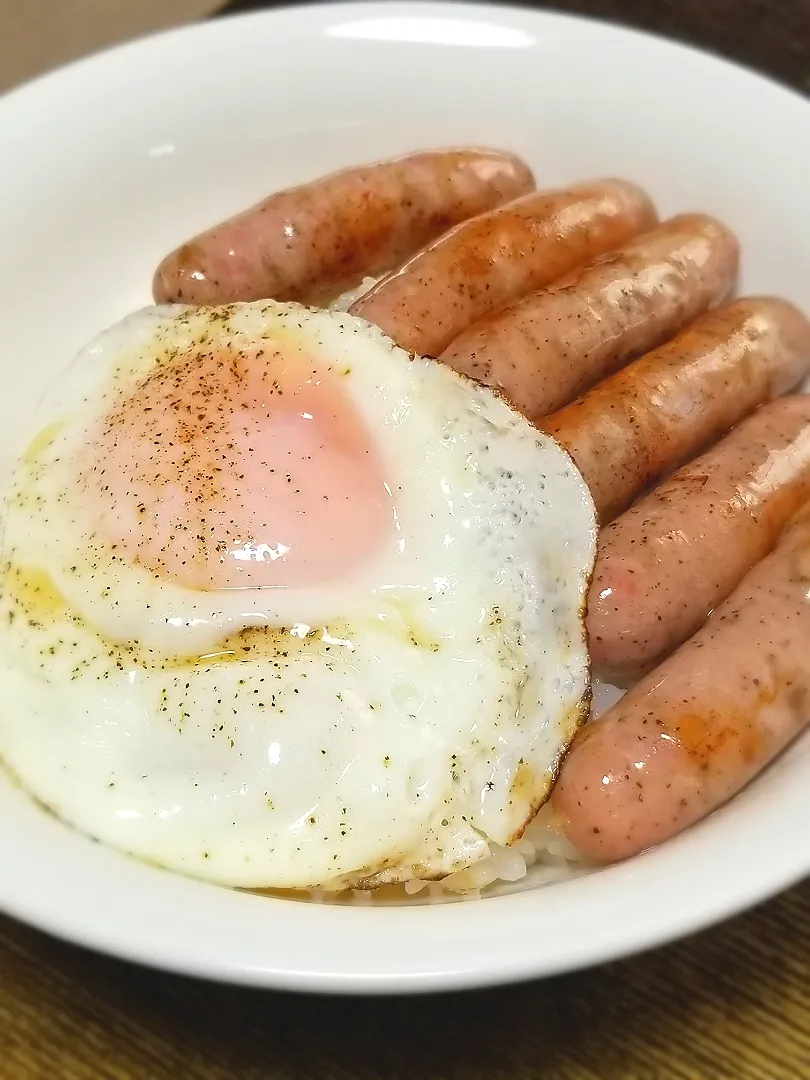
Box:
0;302;596;889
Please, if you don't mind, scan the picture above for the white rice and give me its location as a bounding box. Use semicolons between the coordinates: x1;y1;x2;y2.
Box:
285;679;627;906
411;804;587;900
329;276;379;312
402;678;624;901
292;807;587;907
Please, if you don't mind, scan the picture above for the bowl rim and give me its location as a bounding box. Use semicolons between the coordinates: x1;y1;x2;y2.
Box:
0;0;808;995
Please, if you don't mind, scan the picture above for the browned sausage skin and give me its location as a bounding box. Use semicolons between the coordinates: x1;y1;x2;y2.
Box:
439;213;739;422
588;395;810;679
349;179;658;356
554;502;810;862
543;297;810;523
152;148;535;308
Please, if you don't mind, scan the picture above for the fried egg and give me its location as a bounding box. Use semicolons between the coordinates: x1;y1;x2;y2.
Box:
0;302;596;890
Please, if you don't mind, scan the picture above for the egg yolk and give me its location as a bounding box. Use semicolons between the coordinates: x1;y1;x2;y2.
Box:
85;340;392;591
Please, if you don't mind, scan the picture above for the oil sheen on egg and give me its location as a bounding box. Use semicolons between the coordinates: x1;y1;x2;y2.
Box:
0;301;596;890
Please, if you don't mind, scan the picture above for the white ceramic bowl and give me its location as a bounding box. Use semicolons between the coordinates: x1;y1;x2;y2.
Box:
0;2;808;994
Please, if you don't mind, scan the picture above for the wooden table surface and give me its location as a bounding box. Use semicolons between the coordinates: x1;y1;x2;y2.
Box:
2;2;810;1077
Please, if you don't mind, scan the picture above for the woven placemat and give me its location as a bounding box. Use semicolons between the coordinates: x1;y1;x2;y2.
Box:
1;882;808;1078
1;2;809;1077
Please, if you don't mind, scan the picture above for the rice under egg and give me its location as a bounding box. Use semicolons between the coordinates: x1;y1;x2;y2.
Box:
0;301;596;891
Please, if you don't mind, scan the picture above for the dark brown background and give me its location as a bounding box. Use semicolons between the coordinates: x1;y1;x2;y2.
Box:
2;2;810;1078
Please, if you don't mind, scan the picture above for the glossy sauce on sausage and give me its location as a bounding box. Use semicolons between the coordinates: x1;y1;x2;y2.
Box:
544;297;810;522
350;179;657;356
588;395;810;678
439;214;739;422
554;504;810;861
153;148;535;307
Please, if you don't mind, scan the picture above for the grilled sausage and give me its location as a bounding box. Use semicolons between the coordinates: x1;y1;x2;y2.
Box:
544;298;810;522
588;395;810;677
440;214;739;421
350;179;657;356
152;148;535;307
554;502;810;861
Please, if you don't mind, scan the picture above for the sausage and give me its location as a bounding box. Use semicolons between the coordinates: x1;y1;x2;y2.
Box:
543;297;810;523
439;214;739;422
349;179;658;356
587;395;810;678
553;502;810;861
152;148;535;308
